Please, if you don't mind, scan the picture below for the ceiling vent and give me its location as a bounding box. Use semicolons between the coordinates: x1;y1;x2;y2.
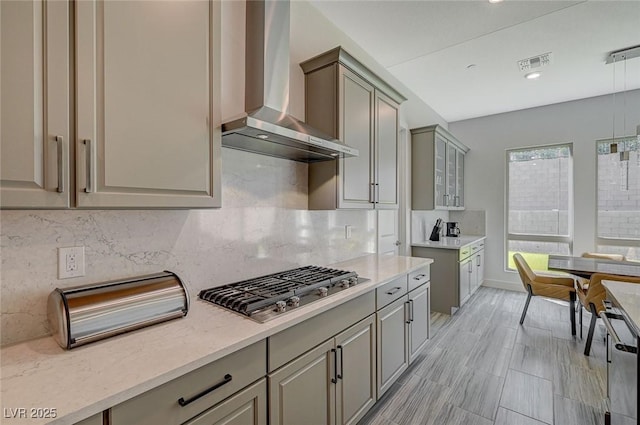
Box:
517;52;553;72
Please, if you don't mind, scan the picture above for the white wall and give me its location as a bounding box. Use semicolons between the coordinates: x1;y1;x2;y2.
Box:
449;89;640;290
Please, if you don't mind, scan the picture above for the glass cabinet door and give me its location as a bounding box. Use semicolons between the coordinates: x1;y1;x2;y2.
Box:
447;143;457;207
456;149;464;208
434;136;447;208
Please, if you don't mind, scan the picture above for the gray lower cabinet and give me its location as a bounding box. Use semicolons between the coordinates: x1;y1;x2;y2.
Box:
74;414;103;425
412;240;484;314
376;268;431;397
110;341;266;425
408;284;430;363
268;315;376;425
377;295;409;397
183;379;266;425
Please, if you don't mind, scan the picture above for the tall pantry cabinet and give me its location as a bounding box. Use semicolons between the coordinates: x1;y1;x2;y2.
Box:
301;47;406;210
1;0;222;209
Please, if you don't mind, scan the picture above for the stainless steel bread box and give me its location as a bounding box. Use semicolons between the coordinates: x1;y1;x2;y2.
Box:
48;271;189;349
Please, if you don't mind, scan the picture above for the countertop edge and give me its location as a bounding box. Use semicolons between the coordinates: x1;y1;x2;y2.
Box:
411;235;486;250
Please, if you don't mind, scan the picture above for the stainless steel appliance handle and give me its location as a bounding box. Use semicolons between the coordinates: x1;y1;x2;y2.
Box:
337;345;344;380
55;136;65;193
84;139;94;193
331;348;338;384
178;374;232;407
385;287;402;295
600;312;638;353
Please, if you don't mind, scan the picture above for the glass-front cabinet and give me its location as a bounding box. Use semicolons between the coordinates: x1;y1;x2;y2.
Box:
411;125;469;210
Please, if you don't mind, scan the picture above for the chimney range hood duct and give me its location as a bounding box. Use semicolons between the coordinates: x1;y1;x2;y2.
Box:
221;0;358;163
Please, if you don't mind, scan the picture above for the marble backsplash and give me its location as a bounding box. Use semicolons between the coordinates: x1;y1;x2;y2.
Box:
0;149;376;346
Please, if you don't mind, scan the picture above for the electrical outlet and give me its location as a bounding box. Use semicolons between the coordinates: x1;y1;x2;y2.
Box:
58;246;85;279
345;225;352;239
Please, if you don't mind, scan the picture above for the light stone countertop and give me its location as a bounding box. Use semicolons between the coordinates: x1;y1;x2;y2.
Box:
411;235;486;250
0;254;433;425
602;279;640;335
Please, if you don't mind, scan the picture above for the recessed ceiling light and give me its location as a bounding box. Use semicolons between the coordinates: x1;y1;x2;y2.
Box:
525;71;541;80
489;0;504;3
256;134;269;139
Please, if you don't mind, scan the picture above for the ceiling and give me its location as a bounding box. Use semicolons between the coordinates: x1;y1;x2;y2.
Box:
309;0;640;122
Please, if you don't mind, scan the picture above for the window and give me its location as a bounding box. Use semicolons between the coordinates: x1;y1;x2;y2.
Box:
596;137;640;261
506;144;573;270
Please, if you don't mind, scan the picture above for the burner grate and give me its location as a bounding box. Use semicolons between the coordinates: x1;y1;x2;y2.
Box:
199;265;357;319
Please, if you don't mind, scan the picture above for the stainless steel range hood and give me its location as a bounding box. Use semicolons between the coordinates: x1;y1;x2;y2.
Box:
221;0;358;163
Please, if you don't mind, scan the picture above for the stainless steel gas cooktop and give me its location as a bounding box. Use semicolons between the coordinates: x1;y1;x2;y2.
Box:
199;265;367;322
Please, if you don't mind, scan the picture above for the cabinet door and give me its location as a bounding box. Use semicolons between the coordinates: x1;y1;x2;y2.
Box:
183;379;267;425
409;284;430;363
475;250;485;290
338;66;375;209
376;296;409;398
374;91;399;208
446;143;457;207
269;339;336;425
455;149;465;208
335;315;376;425
75;0;221;208
0;0;70;208
434;136;447;209
459;259;472;306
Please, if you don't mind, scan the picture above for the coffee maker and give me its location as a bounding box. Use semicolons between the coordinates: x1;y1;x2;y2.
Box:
446;222;460;237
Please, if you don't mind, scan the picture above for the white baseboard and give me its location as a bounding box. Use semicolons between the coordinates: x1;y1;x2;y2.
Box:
481;279;525;293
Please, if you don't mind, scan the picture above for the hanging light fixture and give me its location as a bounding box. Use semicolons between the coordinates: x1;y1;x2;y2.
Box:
607;45;640;158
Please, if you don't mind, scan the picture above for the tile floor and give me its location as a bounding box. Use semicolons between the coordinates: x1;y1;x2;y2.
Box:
359;287;608;425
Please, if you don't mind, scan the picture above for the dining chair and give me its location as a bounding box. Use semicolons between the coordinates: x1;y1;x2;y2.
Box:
577;273;640;355
513;253;577;336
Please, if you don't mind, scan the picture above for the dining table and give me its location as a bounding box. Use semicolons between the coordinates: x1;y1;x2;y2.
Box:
547;254;640;279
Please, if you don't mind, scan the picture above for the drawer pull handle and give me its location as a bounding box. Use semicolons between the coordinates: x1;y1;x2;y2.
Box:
413;274;426;280
386;287;402;295
178;374;232;407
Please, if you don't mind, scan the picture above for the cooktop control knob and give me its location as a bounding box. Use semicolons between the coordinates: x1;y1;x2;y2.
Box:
275;301;287;313
318;287;329;297
288;296;300;308
349;277;358;285
340;279;351;288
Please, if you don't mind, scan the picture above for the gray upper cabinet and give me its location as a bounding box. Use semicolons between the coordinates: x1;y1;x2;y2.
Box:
75;0;221;208
302;47;406;210
0;0;71;208
1;0;221;209
411;125;469;210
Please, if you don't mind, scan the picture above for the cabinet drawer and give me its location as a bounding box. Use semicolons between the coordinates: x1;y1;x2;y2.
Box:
408;266;430;292
376;276;408;310
459;247;472;261
110;340;266;425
